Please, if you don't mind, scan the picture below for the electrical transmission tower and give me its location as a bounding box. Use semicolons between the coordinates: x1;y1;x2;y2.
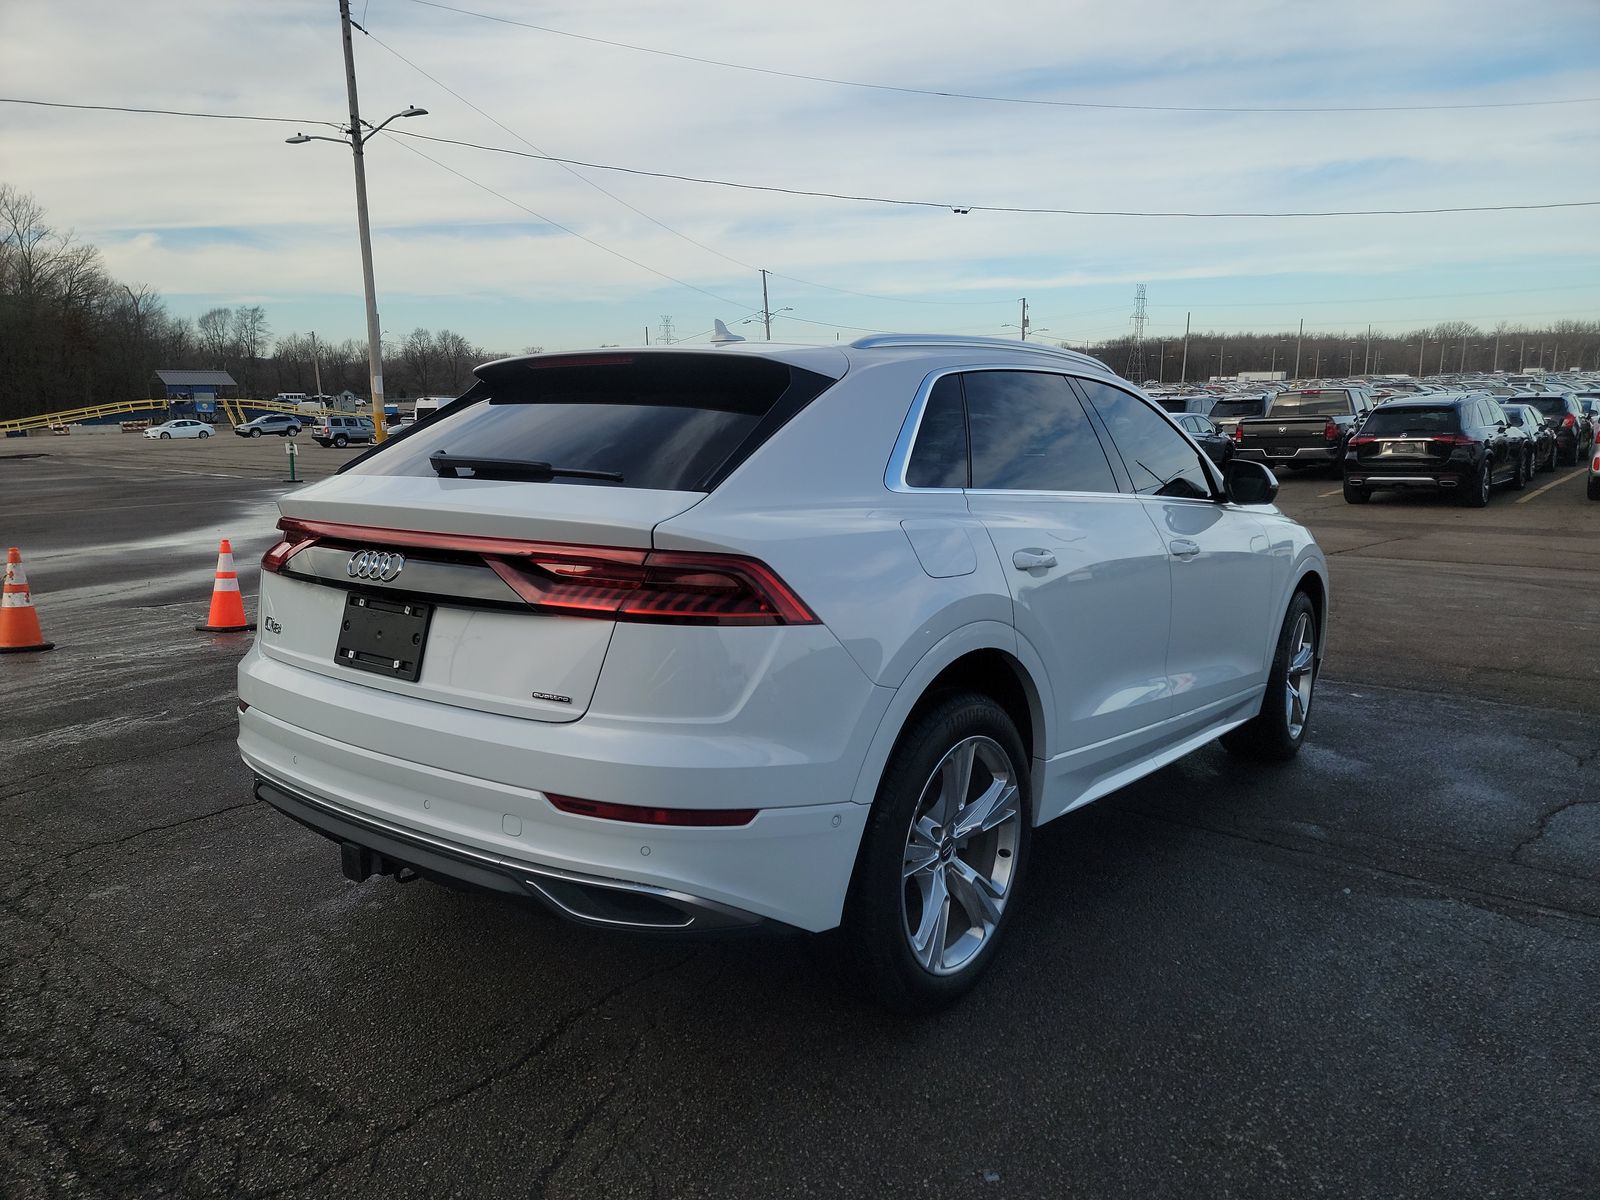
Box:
656;315;676;345
1127;284;1149;382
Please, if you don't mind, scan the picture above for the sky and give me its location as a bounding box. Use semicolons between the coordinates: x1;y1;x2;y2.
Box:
2;0;1599;353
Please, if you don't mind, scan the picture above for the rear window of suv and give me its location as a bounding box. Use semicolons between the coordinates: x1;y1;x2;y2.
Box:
345;353;834;491
1208;398;1265;418
1361;406;1460;436
1522;396;1566;418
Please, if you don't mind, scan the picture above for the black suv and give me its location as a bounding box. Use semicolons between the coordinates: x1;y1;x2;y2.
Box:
1343;395;1530;506
1518;392;1594;466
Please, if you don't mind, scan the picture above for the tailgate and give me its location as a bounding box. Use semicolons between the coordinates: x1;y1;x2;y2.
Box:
258;477;706;723
1237;417;1333;450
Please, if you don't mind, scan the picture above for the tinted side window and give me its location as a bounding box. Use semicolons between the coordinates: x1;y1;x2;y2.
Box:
906;374;968;488
963;371;1118;493
1076;379;1214;500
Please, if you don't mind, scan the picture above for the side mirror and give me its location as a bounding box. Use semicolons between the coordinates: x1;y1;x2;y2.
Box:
1222;458;1278;506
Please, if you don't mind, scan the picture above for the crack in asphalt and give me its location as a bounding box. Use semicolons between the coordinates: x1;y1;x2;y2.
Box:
249;950;701;1198
55;799;264;867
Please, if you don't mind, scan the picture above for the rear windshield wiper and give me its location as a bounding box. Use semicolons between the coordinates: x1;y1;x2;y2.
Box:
428;452;623;483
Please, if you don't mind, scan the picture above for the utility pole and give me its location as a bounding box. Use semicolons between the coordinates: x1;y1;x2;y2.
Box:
1294;318;1303;379
1157;341;1166;383
310;331;324;398
1217;334;1226;381
1519;337;1526;370
644;326;650;346
1492;331;1500;372
1363;323;1372;375
1179;311;1191;383
1417;336;1425;377
338;0;388;443
1270;344;1277;375
760;269;772;340
1459;332;1468;372
1438;338;1446;374
1018;297;1030;341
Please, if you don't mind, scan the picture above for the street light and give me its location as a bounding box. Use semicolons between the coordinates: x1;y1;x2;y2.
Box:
284;4;429;444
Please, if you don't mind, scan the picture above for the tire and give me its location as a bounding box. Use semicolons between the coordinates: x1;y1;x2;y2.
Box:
1541;443;1556;473
159;432;171;439
333;434;348;448
200;430;211;438
1342;481;1371;504
250;428;262;438
1511;450;1528;491
842;691;1031;1013
1460;459;1490;508
1221;591;1318;763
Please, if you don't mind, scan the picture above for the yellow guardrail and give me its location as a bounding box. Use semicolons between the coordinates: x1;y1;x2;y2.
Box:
0;398;171;435
0;398;331;435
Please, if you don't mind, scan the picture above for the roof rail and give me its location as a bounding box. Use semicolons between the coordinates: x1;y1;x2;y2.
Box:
849;333;1114;373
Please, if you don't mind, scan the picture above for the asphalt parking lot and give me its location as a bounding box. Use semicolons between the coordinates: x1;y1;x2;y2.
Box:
3;437;1597;1198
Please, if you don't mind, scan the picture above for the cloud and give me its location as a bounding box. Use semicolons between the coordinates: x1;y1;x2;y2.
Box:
2;0;1597;348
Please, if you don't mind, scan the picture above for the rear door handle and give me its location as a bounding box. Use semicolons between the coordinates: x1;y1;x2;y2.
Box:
1012;549;1058;571
1169;539;1201;559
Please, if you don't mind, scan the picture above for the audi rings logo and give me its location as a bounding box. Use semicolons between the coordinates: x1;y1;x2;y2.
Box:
346;549;405;583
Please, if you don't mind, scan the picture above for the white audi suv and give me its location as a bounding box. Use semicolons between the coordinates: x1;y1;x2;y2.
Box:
238;335;1328;1010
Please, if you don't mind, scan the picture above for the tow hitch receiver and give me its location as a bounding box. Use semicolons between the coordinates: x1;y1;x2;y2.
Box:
339;842;419;884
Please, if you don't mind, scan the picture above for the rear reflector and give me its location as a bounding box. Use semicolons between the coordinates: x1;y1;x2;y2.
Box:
545;793;758;827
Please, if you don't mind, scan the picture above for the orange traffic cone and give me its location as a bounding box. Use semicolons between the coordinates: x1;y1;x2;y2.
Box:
1;547;54;653
195;539;256;633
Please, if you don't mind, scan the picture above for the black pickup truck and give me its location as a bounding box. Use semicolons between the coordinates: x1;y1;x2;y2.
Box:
1233;387;1374;469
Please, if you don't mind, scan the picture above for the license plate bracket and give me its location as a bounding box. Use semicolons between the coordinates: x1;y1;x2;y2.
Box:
335;592;432;682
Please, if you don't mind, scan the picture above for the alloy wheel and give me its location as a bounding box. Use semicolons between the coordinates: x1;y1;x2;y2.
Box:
1284;611;1316;740
901;736;1021;977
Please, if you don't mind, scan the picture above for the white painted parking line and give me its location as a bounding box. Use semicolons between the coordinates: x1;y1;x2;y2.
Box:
1515;468;1586;504
1319;487;1342;497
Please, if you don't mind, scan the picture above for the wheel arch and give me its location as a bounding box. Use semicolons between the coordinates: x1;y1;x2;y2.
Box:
847;622;1053;820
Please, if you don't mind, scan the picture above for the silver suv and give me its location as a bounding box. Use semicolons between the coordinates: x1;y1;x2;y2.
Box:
310;414;376;448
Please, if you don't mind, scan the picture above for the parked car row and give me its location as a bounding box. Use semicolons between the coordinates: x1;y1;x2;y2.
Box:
1343;392;1597;505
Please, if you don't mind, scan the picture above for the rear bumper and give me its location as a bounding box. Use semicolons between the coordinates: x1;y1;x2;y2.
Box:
1235;446;1340;465
256;774;775;931
1342;470;1464;489
238;640;884;931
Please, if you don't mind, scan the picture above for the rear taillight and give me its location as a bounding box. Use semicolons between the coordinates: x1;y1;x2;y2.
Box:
545;793;757;827
1231;424;1244;442
260;518;816;626
1348;435;1376;446
1430;434;1476;446
261;522;316;573
1323;419;1340;442
489;549;815;625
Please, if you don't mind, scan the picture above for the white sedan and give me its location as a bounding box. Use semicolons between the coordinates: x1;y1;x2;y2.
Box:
144;419;214;440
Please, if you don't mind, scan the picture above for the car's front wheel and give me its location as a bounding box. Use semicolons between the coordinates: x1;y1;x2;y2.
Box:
843;691;1031;1013
333;434;348;448
159;431;171;439
250;428;262;438
1222;590;1318;763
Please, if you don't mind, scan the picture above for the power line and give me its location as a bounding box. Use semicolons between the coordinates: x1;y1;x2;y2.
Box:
388;130;1600;218
1148;282;1600;309
9;93;1593;220
401;0;1600;115
0;95;339;127
386;135;750;307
